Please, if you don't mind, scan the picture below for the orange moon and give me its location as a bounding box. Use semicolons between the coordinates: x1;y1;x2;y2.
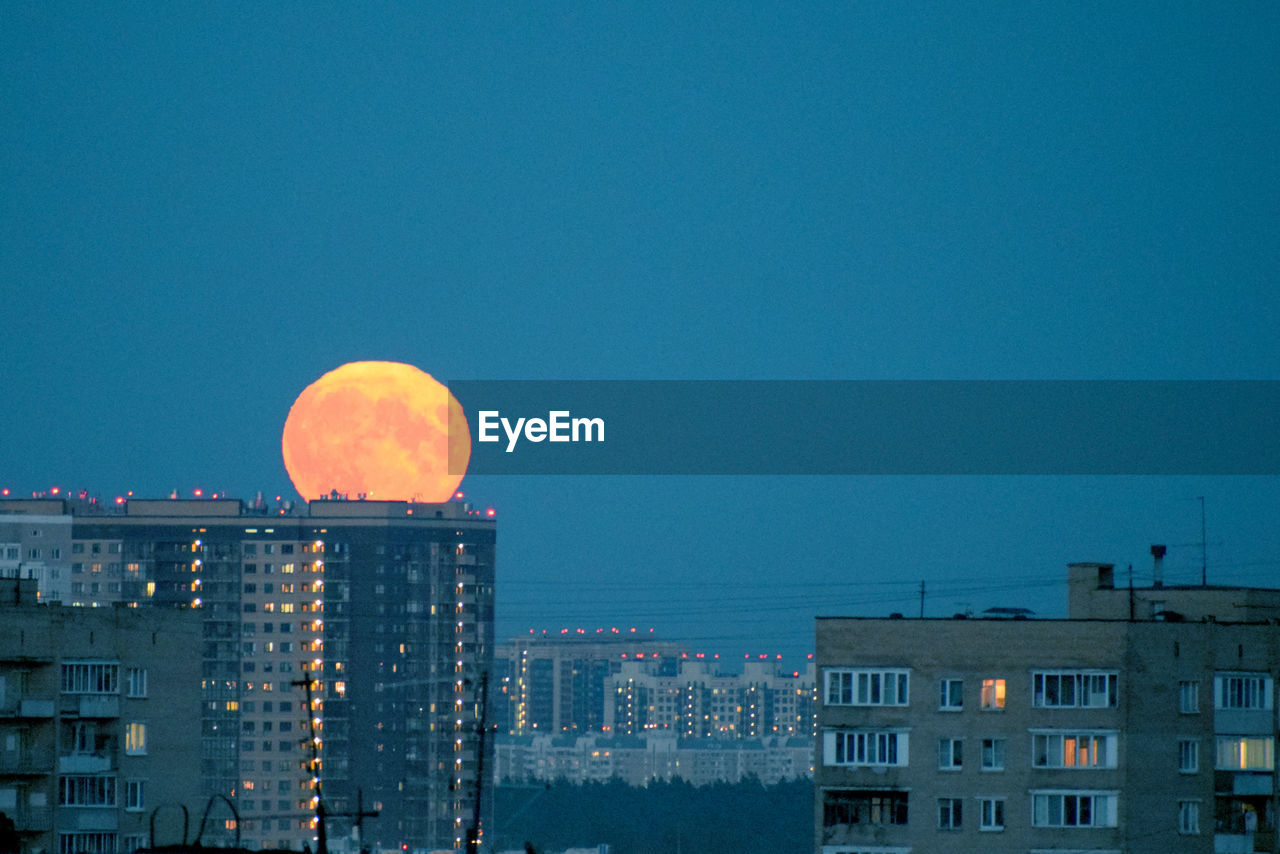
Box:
281;361;470;502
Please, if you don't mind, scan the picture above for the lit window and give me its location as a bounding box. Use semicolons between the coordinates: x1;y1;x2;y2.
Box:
1179;739;1199;773
124;723;146;755
938;738;962;770
1032;731;1118;768
1178;800;1200;835
938;797;962;829
1179;680;1199;713
981;678;1006;710
939;679;963;710
979;797;1004;830
1215;736;1274;771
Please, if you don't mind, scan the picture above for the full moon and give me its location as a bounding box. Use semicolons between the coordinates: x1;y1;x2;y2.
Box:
281;361;470;502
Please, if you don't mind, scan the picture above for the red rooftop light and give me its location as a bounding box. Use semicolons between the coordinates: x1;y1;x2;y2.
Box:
486;508;495;517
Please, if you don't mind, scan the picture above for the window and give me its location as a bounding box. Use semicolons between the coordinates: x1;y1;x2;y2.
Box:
125;780;144;811
824;730;908;767
1032;731;1118;768
1178;800;1200;835
59;833;117;854
825;668;909;707
981;678;1006;709
981;738;1005;770
1032;671;1117;708
940;678;963;710
1179;739;1199;773
980;797;1005;830
1215;736;1274;770
1179;681;1199;713
821;789;909;828
125;668;147;698
59;776;117;806
61;662;119;694
1215;674;1272;710
938;798;962;829
939;738;963;770
124;723;146;755
1031;790;1118;827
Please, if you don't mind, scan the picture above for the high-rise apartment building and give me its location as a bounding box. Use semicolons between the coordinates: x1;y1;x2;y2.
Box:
0;496;496;853
814;561;1280;854
0;578;202;854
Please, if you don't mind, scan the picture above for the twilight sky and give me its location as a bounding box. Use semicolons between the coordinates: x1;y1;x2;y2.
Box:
3;3;1279;666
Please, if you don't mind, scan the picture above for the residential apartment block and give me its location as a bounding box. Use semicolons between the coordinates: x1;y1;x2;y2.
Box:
0;578;202;854
815;561;1280;854
0;496;496;853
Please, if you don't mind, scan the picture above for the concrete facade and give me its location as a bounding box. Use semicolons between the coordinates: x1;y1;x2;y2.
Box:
0;579;202;854
814;567;1280;854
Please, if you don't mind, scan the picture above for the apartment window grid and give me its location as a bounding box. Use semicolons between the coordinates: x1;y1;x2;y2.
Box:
981;738;1005;771
1178;739;1199;773
981;678;1006;710
826;729;907;767
59;834;116;854
1031;790;1118;828
125;667;147;698
61;662;120;694
1215;736;1274;771
1032;671;1118;708
939;738;963;770
1179;680;1200;714
979;797;1005;830
939;678;963;710
1178;800;1201;835
825;668;909;707
1031;731;1117;769
1215;674;1273;710
59;776;117;807
938;797;963;830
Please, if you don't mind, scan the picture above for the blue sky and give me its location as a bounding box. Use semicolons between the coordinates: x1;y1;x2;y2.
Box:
3;3;1279;664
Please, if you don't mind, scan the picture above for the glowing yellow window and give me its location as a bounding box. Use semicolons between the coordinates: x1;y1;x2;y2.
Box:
981;678;1006;710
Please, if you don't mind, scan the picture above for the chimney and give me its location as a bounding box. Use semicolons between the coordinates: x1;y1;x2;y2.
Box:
1151;544;1167;589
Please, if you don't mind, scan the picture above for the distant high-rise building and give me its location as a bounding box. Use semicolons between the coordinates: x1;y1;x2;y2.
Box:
1;496;496;853
0;578;202;854
814;561;1280;853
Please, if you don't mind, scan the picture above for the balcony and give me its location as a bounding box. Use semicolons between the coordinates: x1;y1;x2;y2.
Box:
58;807;119;831
0;747;55;774
12;806;53;832
58;752;113;773
59;695;119;718
0;699;55;718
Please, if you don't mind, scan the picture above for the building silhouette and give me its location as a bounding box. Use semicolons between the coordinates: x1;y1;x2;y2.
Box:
1;496;496;853
815;559;1280;853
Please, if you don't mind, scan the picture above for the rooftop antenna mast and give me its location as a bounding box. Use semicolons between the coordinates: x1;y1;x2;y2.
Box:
294;669;328;854
1198;496;1207;586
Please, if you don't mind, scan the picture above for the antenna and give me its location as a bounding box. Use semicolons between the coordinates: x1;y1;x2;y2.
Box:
1198;496;1207;586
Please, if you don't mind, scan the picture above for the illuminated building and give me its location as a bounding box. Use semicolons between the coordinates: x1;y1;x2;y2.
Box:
0;577;202;854
814;561;1280;854
494;636;816;742
0;496;495;853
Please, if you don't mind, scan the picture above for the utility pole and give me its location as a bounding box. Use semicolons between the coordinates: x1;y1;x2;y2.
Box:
1198;496;1207;586
466;672;491;854
294;670;328;854
919;581;925;619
